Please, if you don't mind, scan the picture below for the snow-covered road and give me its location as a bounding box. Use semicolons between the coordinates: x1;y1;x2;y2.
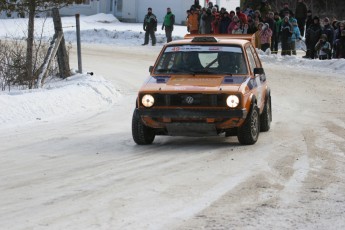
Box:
1;44;345;230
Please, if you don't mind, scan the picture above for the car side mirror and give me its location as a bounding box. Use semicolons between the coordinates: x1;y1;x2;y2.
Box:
149;66;154;73
254;67;264;75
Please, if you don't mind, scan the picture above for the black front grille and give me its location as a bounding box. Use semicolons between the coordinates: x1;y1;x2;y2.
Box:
153;93;228;107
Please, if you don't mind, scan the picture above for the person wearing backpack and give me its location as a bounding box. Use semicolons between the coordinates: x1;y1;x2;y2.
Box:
142;7;157;46
162;7;175;43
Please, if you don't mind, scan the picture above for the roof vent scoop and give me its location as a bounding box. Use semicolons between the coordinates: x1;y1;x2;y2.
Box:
191;37;218;42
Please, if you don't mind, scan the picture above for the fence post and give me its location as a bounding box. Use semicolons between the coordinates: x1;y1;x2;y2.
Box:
75;13;82;74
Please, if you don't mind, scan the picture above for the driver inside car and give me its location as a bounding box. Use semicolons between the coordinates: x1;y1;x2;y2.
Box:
179;52;203;71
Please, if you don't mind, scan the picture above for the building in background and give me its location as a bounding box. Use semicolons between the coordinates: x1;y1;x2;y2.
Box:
1;0;240;24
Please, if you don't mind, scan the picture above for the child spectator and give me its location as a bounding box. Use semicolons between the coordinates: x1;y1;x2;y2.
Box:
315;34;331;60
227;15;240;34
259;23;273;51
291;18;302;55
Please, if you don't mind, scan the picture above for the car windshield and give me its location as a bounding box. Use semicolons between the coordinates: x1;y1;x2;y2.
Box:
154;45;248;75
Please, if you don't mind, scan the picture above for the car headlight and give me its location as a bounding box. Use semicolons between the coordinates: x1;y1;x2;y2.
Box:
141;94;155;107
226;95;239;108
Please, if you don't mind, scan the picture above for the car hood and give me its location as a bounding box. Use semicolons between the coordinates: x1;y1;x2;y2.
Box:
140;75;248;93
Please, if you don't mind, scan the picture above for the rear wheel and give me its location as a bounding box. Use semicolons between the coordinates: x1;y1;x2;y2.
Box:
132;110;155;145
260;95;272;132
237;104;260;145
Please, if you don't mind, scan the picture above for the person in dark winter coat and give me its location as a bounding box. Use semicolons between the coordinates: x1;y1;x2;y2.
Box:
142;7;157;46
281;16;293;55
201;8;213;34
321;17;334;58
247;14;258;34
305;10;313;31
333;21;345;45
219;11;231;34
162;7;175;43
272;12;282;54
295;0;308;37
334;30;345;58
305;16;322;58
315;34;331;60
279;2;293;19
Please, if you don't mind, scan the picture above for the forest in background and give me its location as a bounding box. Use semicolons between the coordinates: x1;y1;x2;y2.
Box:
243;0;345;20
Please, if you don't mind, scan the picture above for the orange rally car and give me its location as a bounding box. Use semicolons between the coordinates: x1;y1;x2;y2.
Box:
132;34;272;145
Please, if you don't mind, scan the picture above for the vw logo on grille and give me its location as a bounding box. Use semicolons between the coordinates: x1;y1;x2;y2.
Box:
185;96;194;104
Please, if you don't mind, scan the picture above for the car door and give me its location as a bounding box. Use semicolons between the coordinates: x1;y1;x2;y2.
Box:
246;44;265;110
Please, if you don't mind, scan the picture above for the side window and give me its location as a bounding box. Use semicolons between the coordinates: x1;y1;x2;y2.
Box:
246;46;256;74
249;45;261;67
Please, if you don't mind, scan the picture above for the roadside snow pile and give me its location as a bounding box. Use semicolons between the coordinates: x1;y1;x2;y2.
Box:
259;51;345;75
83;13;120;23
0;74;120;128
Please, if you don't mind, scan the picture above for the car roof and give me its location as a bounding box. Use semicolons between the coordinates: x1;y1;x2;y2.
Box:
164;34;256;48
167;38;249;47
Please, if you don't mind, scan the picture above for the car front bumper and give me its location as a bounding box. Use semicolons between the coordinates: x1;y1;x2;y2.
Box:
136;108;247;119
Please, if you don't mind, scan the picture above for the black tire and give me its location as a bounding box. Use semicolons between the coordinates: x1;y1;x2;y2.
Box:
237;104;260;145
132;109;155;145
260;95;272;132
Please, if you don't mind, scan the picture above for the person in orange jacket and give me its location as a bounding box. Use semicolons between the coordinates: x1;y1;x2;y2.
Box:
187;8;200;34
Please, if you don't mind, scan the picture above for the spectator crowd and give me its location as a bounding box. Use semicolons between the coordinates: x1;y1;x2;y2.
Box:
182;0;345;59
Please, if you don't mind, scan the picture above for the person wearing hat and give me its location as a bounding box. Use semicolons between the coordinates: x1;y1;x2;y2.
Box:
281;16;293;55
259;22;273;52
315;34;331;60
304;16;322;58
322;17;334;58
295;0;308;37
162;7;175;43
219;11;231;34
305;10;313;31
258;0;272;20
334;30;345;58
279;2;293;19
142;7;157;46
291;18;302;55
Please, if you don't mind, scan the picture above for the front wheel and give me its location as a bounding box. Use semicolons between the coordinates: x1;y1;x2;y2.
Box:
132;110;155;145
237;104;260;145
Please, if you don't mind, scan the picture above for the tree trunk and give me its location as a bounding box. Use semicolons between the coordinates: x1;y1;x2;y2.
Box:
52;8;71;78
26;1;35;89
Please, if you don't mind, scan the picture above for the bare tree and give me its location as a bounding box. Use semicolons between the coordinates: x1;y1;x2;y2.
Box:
0;0;83;88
